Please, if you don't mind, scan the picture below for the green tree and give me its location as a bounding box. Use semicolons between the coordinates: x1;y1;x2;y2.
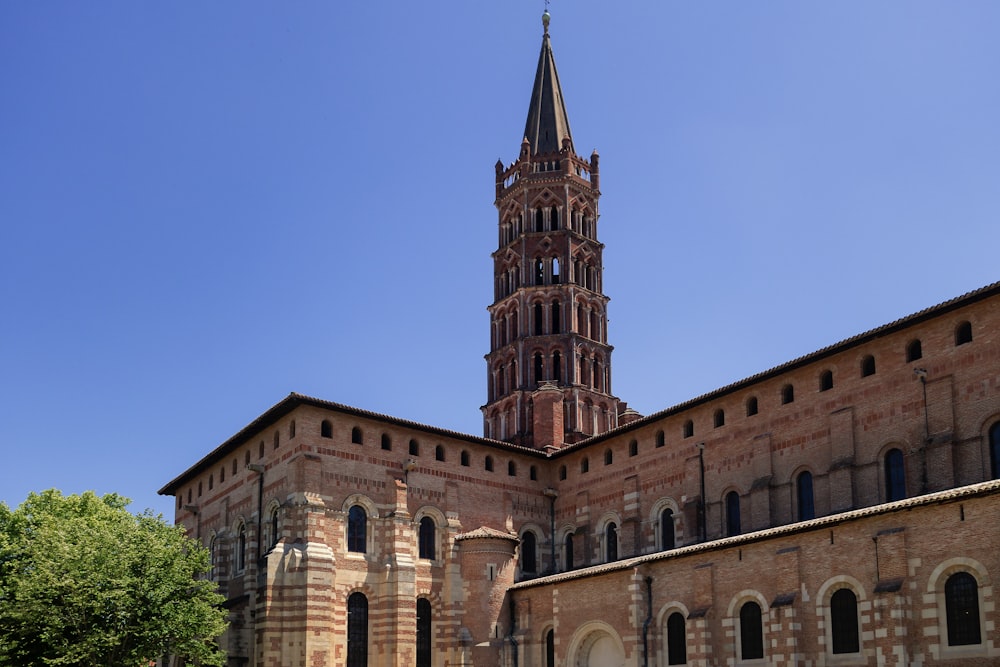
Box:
0;490;227;666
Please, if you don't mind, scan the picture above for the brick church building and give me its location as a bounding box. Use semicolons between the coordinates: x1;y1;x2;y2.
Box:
160;11;1000;667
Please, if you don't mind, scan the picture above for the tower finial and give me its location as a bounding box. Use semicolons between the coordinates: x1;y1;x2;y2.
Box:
542;7;550;35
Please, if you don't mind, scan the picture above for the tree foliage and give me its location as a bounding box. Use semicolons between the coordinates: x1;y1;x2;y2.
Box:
0;490;227;667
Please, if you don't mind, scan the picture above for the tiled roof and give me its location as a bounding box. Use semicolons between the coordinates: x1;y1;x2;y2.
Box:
509;479;1000;590
455;526;519;542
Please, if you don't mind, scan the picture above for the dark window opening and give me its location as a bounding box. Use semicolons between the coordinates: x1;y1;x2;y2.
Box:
945;571;981;646
604;449;613;465
508;461;517;476
885;448;906;502
746;396;759;416
564;532;574;570
534;303;544;335
990;422;1000;479
485;456;494;472
381;434;391;451
351;426;363;445
605;522;618;562
435;445;445;462
739;601;764;660
545;630;555;667
661;509;675;550
530;465;537;481
521;532;537;574
667;612;686;665
781;384;794;405
713;409;725;428
321;420;333;438
797;471;815;521
683;420;694;438
409;439;419;456
347;505;367;553
956;321;973;346
906;339;923;362
655;430;665;448
726;491;741;536
581;458;589;473
416;598;432;667
830;588;860;654
559;465;567;481
460;450;470;466
418;517;435;560
347;593;368;667
629;440;638;457
861;355;876;377
820;370;833;392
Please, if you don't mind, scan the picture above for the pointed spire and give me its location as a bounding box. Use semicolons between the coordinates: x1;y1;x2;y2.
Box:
523;10;573;156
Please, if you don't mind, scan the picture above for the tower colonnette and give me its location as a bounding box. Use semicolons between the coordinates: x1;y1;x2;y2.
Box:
483;12;625;450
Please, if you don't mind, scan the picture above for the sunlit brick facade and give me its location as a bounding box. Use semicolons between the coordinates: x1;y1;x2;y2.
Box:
160;12;1000;667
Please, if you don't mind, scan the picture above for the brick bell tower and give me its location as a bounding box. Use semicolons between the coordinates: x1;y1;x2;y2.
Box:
483;10;622;450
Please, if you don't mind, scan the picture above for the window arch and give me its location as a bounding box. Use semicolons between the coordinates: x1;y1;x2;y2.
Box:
739;601;764;660
530;465;538;481
559;465;567;481
235;522;247;573
781;384;794;404
347;505;367;553
409;439;419;456
268;503;281;548
551;300;561;331
564;531;575;570
861;354;876;377
534;352;544;384
955;321;973;345
347;592;368;667
485;455;494;472
534;303;544;335
819;370;833;392
713;408;725;428
906;338;923;362
945;572;982;646
655;430;665;448
381;433;391;451
797;470;815;521
830;588;860;654
508;460;517;477
321;420;333;438
435;445;445;462
521;531;537;574
725;491;741;536
604;522;618;562
545;628;555;667
581;457;589;473
884;448;906;502
604;449;613;466
666;611;686;665
682;420;694;438
460;450;470;467
351;426;363;445
418;516;436;560
746;396;758;416
660;508;676;550
629;440;638;457
989;421;1000;479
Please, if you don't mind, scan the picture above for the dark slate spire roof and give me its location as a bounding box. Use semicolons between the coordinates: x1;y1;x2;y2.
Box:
523;10;573;156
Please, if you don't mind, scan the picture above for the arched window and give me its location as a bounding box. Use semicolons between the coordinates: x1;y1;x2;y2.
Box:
321;420;333;438
955;321;973;345
347;505;367;553
530;465;537;481
746;396;758;416
435;445;445;462
409;439;419;456
558;465;567;481
208;474;213;491
269;505;280;548
660;508;675;550
990;422;1000;479
906;339;923;362
552;259;561;284
581;457;589;473
604;449;613;466
416;598;432;667
797;471;815;521
381;434;391;451
258;441;264;459
861;354;876;377
460;450;470;466
545;629;555;667
605;522;618;562
553;351;562;383
508;461;517;477
534;353;544;384
819;370;833;392
781;384;795;404
273;431;279;449
739;601;764;660
564;532;574;570
289;420;296;438
713;409;725;428
629;440;638;457
830;588;860;654
666;611;686;665
236;523;247;573
884;448;906;501
351;426;363;445
551;301;561;331
418;517;436;560
655;430;665;448
683;420;694;438
945;571;981;646
725;491;741;536
485;455;494;472
521;531;537;574
534;258;544;285
347;592;368;667
534;303;544;335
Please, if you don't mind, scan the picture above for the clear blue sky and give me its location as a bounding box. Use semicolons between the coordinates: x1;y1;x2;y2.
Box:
2;2;998;518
